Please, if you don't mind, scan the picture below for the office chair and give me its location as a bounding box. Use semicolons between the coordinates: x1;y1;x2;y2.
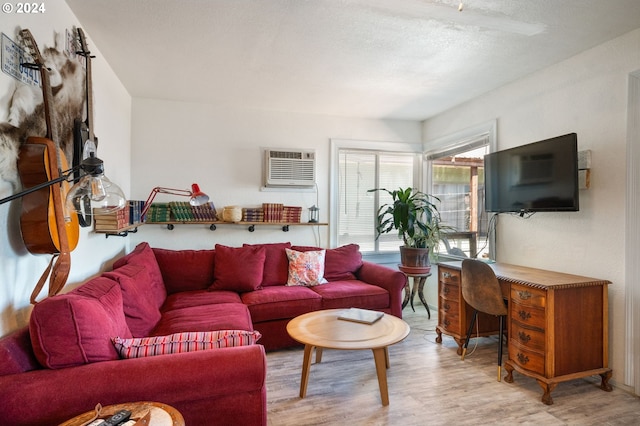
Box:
460;258;508;381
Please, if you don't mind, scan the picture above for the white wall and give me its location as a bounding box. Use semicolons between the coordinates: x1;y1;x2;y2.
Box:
128;99;421;250
423;28;640;388
0;4;132;335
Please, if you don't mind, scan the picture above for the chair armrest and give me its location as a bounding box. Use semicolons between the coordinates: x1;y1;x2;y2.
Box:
0;344;266;426
356;261;406;317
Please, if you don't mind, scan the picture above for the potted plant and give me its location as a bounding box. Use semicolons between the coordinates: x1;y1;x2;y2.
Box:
369;187;447;272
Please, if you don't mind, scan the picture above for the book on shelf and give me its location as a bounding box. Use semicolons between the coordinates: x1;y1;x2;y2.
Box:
93;207;128;218
337;308;384;325
194;201;218;221
242;207;264;222
93;206;130;231
282;206;302;223
145;203;171;223
94;223;128;231
167;201;218;222
128;200;144;225
169;201;194;221
143;201;219;223
262;203;283;223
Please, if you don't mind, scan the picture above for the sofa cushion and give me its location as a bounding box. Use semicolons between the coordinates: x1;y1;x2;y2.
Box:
113;242;166;308
292;244;363;281
162;290;242;312
243;242;291;286
241;286;322;323
29;276;132;369
112;330;262;359
310;280;389;311
0;328;42;376
103;264;162;337
153;248;216;294
325;244;363;280
209;244;266;292
285;248;328;286
152;303;254;336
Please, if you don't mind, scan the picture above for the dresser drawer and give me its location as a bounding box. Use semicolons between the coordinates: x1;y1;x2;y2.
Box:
510;300;545;330
510;285;546;308
440;298;459;315
439;309;460;333
510;320;545;352
441;282;460;302
509;340;545;376
440;269;460;285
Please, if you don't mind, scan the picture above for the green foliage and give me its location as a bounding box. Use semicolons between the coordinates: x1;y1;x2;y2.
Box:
368;187;447;250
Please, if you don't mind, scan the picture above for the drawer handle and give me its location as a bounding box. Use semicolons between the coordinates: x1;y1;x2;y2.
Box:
443;272;451;278
443;287;450;295
517;353;529;365
518;310;532;321
517;290;532;300
444;319;450;327
444;303;451;311
518;331;531;344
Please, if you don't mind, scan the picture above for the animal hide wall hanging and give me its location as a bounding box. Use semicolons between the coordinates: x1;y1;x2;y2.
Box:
0;29;86;196
0;28;87;302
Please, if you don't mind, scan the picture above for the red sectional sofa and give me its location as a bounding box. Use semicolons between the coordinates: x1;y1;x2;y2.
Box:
0;242;406;425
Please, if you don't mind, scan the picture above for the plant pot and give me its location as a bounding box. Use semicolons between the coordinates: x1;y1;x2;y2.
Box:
399;246;430;268
398;264;432;275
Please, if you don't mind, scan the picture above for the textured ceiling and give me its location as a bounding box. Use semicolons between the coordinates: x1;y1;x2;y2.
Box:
64;0;640;120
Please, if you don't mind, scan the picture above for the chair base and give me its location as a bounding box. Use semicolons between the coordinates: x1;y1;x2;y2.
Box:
461;310;505;383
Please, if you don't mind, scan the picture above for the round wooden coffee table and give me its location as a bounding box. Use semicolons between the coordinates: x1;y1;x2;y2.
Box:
59;401;184;426
286;309;410;406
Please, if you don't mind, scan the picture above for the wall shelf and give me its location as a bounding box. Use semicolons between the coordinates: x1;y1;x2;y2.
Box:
93;224;141;238
145;221;328;232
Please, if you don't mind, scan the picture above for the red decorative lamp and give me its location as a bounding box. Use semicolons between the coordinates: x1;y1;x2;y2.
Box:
141;183;209;220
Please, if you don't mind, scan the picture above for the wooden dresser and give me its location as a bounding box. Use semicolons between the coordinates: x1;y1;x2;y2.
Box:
436;261;612;405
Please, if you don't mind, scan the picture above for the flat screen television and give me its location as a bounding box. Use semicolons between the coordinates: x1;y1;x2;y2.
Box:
484;133;579;214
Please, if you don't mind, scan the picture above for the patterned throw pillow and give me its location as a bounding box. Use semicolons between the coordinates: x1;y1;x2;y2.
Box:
112;330;262;359
285;248;328;286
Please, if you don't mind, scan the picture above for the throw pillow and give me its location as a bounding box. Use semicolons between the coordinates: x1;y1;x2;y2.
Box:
112;330;262;359
285;248;328;286
243;242;291;286
291;244;363;281
103;264;162;337
209;244;266;292
112;242;166;309
152;248;216;294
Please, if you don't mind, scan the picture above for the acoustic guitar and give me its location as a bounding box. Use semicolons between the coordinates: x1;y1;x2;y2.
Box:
17;29;79;300
73;28;97;227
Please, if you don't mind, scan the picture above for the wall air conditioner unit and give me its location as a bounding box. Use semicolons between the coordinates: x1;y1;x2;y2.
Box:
264;149;316;188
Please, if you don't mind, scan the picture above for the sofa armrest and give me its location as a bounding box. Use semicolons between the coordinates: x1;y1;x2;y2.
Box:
356;261;406;318
0;344;267;426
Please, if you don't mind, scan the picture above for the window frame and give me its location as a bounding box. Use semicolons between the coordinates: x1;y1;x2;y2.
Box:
330;139;423;263
423;120;498;261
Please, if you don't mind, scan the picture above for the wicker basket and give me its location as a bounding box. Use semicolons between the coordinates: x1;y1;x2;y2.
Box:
222;206;242;222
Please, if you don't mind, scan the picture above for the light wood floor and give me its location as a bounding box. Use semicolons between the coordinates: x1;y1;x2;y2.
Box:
265;306;640;425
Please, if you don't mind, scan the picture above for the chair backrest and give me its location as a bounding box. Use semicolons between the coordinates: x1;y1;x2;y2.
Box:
461;259;507;316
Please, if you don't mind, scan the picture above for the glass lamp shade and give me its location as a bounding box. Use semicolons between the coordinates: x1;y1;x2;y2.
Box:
67;173;126;214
